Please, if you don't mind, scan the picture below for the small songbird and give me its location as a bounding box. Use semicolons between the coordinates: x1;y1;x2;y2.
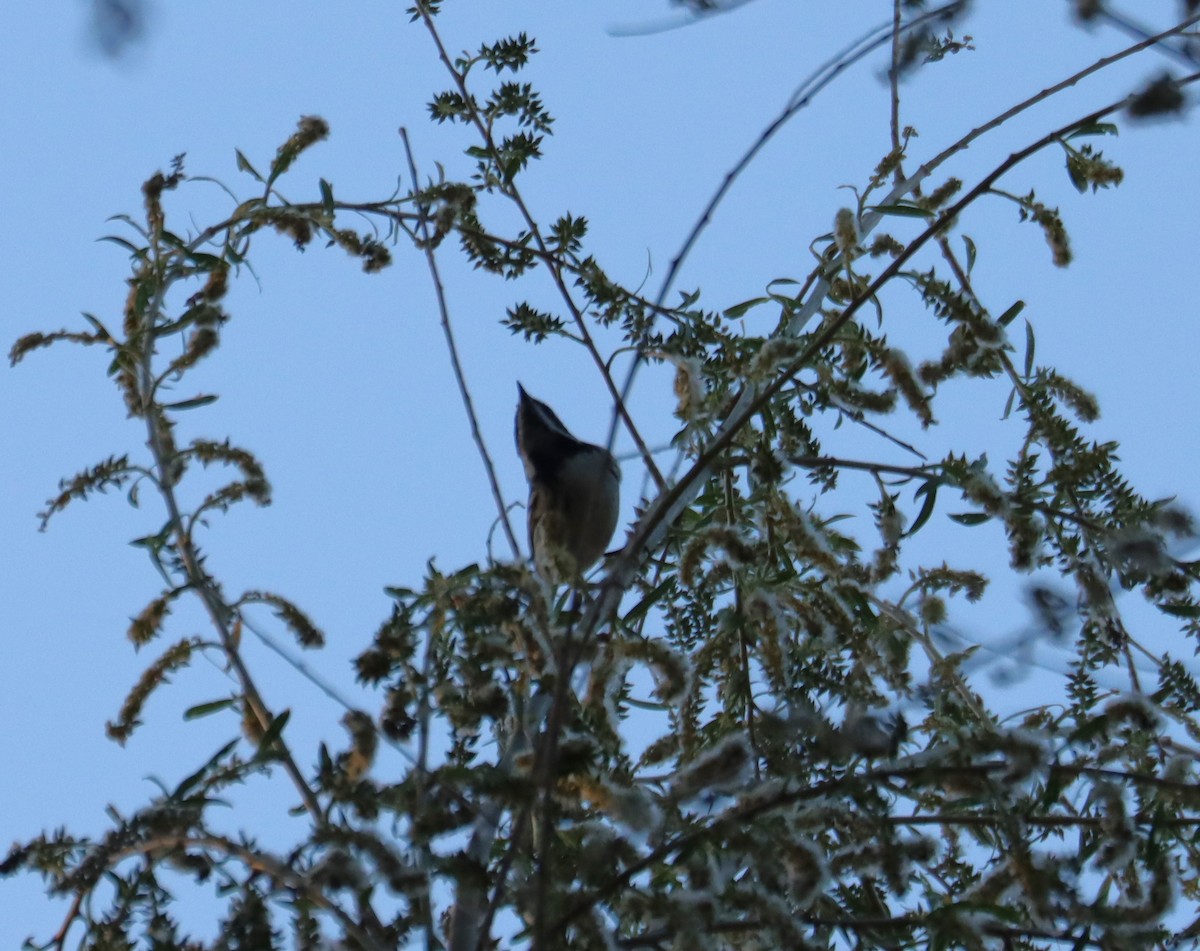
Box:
515;384;621;586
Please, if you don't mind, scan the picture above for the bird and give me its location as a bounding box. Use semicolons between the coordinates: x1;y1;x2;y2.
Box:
515;384;621;586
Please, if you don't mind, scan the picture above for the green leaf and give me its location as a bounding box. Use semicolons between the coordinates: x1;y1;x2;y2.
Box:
184;251;225;271
948;512;991;526
158;229;187;250
162;394;219;412
962;235;976;275
98;235;144;256
1066;158;1087;194
996;300;1025;327
230;198;265;220
822;513;855;526
866;202;934;219
255;708;291;756
623;579;674;625
235;149;265;183
319;178;334;216
173;739;239;798
130;524;173;551
1066;121;1119;140
1023;319;1036;378
1160;601;1200;619
626;696;670;712
905;480;939;538
1001;385;1017;421
184;698;237;721
723;297;769;319
80;312;114;341
106;212;150;240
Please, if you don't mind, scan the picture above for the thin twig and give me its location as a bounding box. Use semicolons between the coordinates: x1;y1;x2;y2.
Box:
49;892;85;951
916;13;1200;190
789;453;939;481
400;127;522;562
1093;2;1200;67
889;0;903;164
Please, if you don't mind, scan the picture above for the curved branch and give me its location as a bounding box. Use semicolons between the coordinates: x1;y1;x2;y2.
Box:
415;9;665;490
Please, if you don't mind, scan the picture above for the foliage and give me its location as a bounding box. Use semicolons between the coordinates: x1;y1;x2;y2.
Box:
9;2;1200;949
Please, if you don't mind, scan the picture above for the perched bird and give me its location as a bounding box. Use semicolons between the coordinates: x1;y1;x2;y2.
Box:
515;384;621;586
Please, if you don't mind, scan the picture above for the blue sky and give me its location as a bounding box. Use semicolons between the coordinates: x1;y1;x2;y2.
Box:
3;0;1198;943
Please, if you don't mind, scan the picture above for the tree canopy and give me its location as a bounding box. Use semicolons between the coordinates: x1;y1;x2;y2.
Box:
8;2;1200;948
